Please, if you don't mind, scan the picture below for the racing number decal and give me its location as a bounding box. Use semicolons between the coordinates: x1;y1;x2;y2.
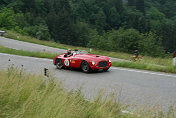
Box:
64;59;69;66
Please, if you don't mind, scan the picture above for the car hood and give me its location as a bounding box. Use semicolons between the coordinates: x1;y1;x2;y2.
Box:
75;54;110;62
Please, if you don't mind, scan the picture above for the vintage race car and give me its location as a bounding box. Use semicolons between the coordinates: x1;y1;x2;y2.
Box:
53;51;112;72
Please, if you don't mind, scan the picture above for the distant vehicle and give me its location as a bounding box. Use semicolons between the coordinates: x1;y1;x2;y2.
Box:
0;30;7;36
53;51;112;72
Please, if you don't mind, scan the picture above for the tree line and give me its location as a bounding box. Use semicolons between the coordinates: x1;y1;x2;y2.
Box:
0;0;176;57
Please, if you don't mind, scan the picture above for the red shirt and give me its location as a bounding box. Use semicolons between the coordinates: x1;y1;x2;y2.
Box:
174;53;176;58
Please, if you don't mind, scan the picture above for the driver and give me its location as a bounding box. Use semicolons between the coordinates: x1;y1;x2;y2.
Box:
64;49;73;57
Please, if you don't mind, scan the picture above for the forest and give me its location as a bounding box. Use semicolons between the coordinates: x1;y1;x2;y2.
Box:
0;0;176;57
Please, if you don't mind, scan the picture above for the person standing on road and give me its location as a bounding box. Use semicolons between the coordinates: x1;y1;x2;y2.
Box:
134;50;139;58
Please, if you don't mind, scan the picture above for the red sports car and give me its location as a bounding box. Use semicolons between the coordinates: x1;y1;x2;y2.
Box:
53;51;112;72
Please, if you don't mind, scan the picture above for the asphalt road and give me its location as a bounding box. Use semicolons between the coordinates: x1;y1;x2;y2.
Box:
0;53;176;111
0;36;66;54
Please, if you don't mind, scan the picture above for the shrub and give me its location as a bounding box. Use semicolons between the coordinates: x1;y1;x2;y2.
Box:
23;25;39;37
138;32;165;57
36;25;51;41
108;28;142;52
0;7;16;29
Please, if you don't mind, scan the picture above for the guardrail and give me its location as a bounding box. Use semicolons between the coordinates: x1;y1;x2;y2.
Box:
0;30;7;36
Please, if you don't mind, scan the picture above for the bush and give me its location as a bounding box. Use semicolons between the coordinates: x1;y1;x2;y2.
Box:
36;25;51;41
14;12;28;28
138;32;165;57
108;28;142;52
23;25;51;41
0;8;16;29
87;29;100;48
88;28;141;52
23;25;39;37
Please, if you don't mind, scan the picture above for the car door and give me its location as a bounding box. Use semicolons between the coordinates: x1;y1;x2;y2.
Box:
62;56;72;67
69;55;81;68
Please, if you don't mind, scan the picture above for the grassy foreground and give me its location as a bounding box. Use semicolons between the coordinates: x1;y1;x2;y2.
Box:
0;45;176;74
5;30;173;67
0;67;175;118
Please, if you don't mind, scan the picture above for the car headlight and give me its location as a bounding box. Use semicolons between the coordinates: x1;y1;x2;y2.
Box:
92;61;95;65
109;59;112;63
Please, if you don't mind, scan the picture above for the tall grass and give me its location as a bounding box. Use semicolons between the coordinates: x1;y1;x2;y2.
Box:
0;67;132;118
5;30;173;67
0;67;175;118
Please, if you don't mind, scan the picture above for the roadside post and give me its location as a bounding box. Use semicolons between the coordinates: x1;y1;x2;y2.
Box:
44;68;49;77
90;48;92;53
173;51;176;67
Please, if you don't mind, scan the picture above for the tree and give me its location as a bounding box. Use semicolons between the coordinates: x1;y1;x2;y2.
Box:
47;0;74;44
73;22;92;46
136;0;145;14
123;8;143;30
107;7;121;29
0;8;16;29
93;10;107;34
161;21;176;52
146;7;166;33
128;0;136;6
114;0;124;14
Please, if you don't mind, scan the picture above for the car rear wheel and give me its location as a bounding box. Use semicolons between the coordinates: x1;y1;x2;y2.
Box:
81;61;91;73
56;59;63;69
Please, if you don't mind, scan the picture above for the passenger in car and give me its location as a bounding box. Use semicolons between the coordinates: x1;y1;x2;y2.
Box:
73;49;79;56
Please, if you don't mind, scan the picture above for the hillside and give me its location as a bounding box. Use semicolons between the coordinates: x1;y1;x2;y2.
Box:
0;0;176;56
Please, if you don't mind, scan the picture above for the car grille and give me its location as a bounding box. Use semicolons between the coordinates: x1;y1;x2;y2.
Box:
98;61;108;67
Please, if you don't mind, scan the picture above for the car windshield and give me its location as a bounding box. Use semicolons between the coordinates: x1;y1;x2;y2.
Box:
73;50;88;55
78;50;88;54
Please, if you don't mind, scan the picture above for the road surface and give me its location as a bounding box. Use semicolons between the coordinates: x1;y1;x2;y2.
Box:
0;36;66;54
0;53;176;111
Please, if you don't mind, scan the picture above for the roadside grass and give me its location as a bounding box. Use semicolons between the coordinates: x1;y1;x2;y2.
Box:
112;62;176;74
4;30;173;67
0;45;176;74
0;45;57;59
0;67;174;118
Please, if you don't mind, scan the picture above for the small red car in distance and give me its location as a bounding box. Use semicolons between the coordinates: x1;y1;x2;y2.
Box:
53;51;112;72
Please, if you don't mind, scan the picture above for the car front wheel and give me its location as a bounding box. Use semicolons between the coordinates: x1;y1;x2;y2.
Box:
103;68;109;72
81;61;91;73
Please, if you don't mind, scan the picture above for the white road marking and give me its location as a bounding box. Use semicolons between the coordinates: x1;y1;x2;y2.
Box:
112;67;176;78
1;53;176;78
